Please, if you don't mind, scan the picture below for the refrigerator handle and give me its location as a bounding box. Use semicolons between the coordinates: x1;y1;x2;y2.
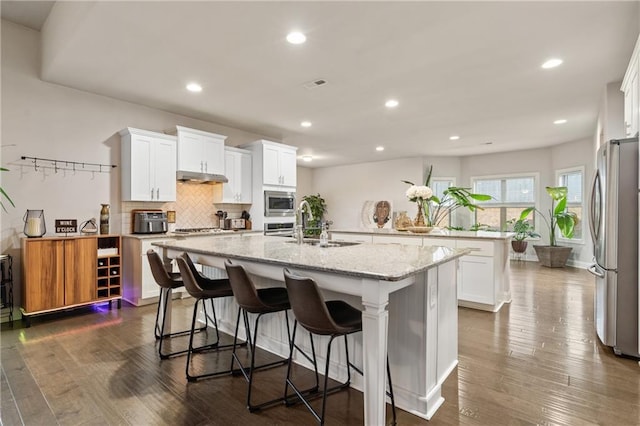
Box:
588;170;600;244
587;263;605;278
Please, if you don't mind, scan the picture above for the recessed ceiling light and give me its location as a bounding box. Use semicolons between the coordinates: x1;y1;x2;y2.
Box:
186;82;202;92
449;135;460;141
376;146;385;152
385;100;399;108
300;121;312;128
542;58;563;69
286;31;306;44
302;155;313;162
554;119;567;125
484;142;493;145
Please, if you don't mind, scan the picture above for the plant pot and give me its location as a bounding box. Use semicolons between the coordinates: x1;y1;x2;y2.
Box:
533;245;572;268
511;240;528;253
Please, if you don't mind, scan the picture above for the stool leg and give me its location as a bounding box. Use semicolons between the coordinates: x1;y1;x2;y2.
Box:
387;357;397;425
185;298;200;381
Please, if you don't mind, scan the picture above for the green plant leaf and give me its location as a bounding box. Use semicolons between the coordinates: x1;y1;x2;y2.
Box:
556;214;575;238
546;186;568;201
519;207;535;220
401;180;415;186
554;197;567;216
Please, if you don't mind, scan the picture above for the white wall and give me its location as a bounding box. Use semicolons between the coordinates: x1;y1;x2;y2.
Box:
311;138;596;268
312;157;423;229
0;21;276;308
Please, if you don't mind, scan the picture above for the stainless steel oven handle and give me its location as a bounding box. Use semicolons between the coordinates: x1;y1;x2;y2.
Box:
587;264;605;278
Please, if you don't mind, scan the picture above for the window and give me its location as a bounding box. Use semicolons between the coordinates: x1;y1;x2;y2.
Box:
557;167;584;242
472;174;537;230
430;178;454;227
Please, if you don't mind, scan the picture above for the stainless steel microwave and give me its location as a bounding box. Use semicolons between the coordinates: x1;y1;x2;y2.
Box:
264;191;295;217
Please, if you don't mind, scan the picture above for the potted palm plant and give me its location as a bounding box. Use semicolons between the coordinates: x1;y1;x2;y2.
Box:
507;218;540;253
519;186;577;267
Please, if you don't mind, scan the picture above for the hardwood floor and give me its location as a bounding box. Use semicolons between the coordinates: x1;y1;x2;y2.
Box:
2;261;639;425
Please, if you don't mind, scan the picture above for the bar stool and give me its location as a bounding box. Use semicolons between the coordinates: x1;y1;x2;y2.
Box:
147;249;205;359
224;259;318;412
176;253;241;381
283;269;397;425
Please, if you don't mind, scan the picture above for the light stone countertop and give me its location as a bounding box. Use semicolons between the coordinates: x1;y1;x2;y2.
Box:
330;228;514;240
153;235;469;282
123;230;261;240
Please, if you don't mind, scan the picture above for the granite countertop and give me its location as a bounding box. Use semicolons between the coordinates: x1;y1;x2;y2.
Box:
153;235;469;282
330;228;514;240
123;230;261;240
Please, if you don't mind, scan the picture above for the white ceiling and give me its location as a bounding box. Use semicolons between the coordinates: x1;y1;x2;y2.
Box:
2;1;639;167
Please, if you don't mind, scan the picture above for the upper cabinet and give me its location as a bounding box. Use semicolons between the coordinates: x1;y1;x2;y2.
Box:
622;35;640;138
176;126;226;175
214;147;252;204
242;140;297;188
120;128;177;202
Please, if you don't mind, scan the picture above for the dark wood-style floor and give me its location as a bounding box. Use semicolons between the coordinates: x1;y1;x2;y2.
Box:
2;261;639;425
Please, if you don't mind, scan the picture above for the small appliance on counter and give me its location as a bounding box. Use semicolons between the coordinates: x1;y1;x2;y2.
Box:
132;210;168;234
223;218;246;230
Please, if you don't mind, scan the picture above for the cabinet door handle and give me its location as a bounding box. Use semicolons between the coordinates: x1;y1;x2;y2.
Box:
200;161;204;172
205;162;208;173
151;188;154;200
156;188;160;199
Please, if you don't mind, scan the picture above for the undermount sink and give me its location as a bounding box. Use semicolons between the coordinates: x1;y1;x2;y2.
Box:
286;239;361;248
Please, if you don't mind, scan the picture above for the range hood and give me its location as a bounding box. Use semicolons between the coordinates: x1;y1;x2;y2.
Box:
176;170;228;183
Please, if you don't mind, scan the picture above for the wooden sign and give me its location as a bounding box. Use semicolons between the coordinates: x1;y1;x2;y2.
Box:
55;219;77;233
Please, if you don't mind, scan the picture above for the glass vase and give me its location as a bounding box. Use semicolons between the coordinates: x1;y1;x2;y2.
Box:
414;203;425;227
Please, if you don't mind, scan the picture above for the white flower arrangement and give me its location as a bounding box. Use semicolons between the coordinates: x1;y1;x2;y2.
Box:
405;185;433;202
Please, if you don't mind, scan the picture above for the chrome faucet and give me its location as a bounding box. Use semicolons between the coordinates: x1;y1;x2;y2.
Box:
295;200;314;244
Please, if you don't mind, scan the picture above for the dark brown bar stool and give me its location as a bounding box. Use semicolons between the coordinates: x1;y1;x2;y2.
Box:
176;253;241;381
224;259;319;412
283;268;397;425
147;249;208;359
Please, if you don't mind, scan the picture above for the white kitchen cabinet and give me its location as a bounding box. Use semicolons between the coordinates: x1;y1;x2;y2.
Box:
122;236;178;306
372;235;422;245
120;127;177;202
263;143;297;186
176;126;226;175
457;255;494;305
332;231;511;312
214;147;252;203
242;140;297;188
622;35;640;138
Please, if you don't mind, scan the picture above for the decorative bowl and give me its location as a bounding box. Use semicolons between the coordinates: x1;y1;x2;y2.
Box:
407;226;433;234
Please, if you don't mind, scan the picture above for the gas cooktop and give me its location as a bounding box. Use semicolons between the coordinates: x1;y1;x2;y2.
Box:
173;227;233;234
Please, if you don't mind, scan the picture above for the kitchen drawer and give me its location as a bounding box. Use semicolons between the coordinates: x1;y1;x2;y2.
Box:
331;233;372;244
422;237;457;249
455;239;494;257
372;235;422;246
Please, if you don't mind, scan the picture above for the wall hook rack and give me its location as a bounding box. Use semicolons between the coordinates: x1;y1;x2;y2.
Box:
20;156;117;173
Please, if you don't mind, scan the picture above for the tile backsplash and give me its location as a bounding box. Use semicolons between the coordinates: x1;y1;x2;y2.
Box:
120;182;250;233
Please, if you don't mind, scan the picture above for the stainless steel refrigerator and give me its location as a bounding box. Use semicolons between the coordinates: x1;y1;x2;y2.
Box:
588;137;639;357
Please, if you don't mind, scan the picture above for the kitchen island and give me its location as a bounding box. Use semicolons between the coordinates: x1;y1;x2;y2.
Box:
154;234;468;424
331;228;514;312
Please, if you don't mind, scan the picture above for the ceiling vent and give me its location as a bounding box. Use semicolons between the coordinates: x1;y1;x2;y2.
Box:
303;79;328;90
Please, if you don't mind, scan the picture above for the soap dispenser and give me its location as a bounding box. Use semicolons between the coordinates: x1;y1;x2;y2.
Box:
319;223;329;247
